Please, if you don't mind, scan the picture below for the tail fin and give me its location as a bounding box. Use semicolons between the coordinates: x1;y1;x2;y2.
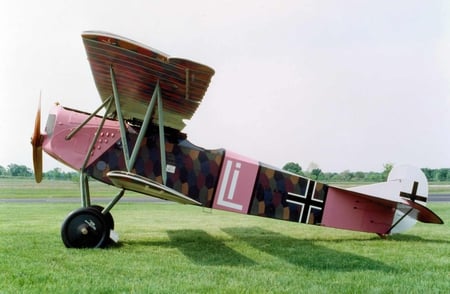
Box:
387;164;428;205
387;165;428;234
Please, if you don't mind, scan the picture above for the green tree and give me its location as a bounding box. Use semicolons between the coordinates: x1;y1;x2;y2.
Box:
282;162;304;176
339;170;354;181
365;171;382;182
381;163;393;181
45;168;64;180
354;171;365;181
7;164;32;177
0;165;7;176
311;168;322;180
44;168;78;180
437;168;449;182
321;172;336;182
421;168;436;181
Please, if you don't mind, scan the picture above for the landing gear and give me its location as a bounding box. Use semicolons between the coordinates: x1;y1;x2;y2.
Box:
61;207;112;248
89;205;115;230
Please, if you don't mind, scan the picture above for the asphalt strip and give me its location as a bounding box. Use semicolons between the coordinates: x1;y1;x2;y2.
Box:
0;195;449;203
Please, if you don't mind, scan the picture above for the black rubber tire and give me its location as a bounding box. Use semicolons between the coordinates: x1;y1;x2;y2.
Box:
89;205;115;230
61;207;110;248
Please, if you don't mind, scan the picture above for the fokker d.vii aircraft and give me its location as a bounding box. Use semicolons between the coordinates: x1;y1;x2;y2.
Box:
31;31;443;248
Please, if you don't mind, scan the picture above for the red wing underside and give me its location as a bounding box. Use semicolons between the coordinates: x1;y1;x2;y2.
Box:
82;31;215;130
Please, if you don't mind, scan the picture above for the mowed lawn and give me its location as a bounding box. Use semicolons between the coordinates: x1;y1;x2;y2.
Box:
0;179;449;293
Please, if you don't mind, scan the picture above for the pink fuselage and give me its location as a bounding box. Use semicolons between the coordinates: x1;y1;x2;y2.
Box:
42;105;403;234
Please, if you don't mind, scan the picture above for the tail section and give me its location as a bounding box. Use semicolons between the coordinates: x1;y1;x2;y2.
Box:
387;165;428;204
349;165;433;234
387;165;430;234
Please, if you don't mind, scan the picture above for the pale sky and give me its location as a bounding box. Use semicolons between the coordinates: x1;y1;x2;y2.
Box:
1;0;449;173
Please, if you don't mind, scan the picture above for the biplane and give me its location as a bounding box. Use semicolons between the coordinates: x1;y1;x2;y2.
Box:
31;31;443;248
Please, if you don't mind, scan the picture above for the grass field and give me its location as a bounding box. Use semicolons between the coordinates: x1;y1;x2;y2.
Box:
0;178;119;199
0;178;449;293
1;178;449;199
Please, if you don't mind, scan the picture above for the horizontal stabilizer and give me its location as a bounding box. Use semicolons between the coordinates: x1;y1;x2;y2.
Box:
405;199;443;224
348;181;404;202
107;171;201;206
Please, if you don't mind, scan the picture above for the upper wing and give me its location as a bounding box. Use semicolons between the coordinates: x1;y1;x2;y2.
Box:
82;31;215;130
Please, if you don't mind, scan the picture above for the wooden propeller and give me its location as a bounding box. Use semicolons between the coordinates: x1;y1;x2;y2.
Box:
31;96;43;183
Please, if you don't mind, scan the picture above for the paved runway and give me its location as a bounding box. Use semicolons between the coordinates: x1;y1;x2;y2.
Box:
1;194;449;203
0;197;165;203
428;194;450;202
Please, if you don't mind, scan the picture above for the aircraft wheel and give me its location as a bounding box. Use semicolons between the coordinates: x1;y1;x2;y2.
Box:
61;207;110;249
89;205;115;246
89;205;115;230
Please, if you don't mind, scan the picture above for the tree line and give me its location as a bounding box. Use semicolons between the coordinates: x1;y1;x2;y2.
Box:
1;162;449;183
282;162;450;183
0;164;78;181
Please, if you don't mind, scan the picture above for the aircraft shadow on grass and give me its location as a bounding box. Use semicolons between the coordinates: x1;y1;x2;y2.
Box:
123;229;256;267
166;229;256;266
125;227;394;272
221;227;394;272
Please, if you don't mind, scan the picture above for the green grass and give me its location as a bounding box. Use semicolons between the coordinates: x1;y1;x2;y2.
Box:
429;184;450;195
0;200;449;293
1;178;449;200
0;178;141;199
1;178;449;293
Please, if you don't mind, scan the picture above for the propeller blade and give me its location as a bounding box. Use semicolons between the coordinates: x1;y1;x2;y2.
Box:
31;95;43;183
32;145;43;183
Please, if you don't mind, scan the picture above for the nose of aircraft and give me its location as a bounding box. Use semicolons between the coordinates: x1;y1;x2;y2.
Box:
31;95;43;183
